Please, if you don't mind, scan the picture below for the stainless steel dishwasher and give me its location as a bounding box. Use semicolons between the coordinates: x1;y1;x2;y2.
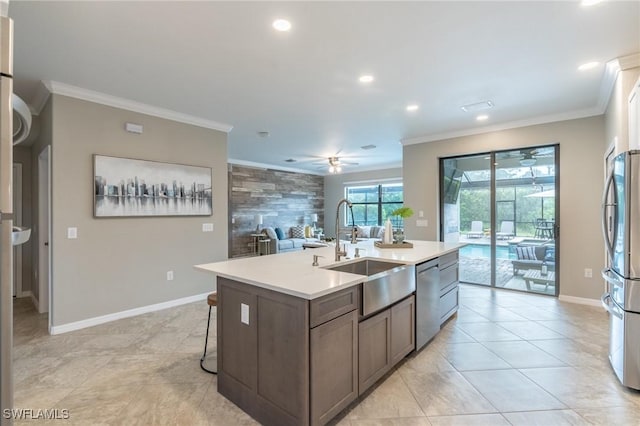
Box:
416;259;440;350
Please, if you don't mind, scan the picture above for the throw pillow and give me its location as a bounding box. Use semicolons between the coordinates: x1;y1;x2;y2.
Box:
370;226;383;238
291;226;305;239
304;225;312;238
263;227;277;240
356;226;371;238
515;246;537;260
274;227;286;240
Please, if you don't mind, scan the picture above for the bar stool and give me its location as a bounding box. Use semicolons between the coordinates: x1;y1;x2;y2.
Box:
200;292;217;375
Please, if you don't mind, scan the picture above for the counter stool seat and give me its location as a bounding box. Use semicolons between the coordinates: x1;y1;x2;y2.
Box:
200;292;217;374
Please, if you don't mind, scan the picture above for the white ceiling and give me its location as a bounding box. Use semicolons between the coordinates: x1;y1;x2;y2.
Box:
8;1;640;175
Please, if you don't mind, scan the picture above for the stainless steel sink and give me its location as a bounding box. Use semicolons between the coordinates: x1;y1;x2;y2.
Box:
325;259;404;276
325;259;416;316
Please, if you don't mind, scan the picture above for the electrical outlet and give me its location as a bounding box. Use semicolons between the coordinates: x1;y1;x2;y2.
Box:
167;270;174;281
584;268;593;278
202;223;213;232
67;227;78;239
241;303;249;325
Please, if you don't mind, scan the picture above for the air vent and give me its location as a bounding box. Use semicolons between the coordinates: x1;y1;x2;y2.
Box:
461;100;494;112
361;144;377;150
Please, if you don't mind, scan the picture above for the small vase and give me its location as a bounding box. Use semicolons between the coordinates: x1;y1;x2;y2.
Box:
394;229;405;244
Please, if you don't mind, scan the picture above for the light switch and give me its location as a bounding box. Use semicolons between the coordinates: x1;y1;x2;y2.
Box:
416;219;428;227
241;303;250;325
419;210;424;218
67;227;78;239
202;223;214;232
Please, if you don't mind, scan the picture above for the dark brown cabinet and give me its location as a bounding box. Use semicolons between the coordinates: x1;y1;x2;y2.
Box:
218;278;359;426
310;310;358;425
391;295;415;365
358;308;391;394
358;295;416;395
439;252;459;325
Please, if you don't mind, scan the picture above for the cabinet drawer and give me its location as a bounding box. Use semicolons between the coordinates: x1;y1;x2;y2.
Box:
311;285;360;328
439;251;459;270
439;285;459;324
439;263;458;293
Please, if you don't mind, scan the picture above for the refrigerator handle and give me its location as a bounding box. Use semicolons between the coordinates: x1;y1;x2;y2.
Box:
601;292;623;319
601;169;617;262
601;268;622;288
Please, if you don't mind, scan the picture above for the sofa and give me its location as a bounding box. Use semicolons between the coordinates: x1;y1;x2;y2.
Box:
354;225;385;241
511;242;555;275
261;226;322;254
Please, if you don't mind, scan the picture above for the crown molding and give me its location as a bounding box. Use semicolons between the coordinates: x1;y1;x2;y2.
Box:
229;158;402;177
618;52;640;71
595;58;621;114
228;158;325;176
30;80;51;115
401;107;601;146
41;80;233;132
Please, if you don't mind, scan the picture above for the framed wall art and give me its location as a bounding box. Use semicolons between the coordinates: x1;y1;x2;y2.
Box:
93;155;213;217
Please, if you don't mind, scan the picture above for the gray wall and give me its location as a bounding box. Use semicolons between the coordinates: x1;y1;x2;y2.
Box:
228;164;324;257
403;116;605;301
29;99;53;305
49;94;228;326
605;66;640;153
324;168;403;238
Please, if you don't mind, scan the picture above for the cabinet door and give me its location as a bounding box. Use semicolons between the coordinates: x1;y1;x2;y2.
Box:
391;295;415;365
358;309;391;395
310;310;358;426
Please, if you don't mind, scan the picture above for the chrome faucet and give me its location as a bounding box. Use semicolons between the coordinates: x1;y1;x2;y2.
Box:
335;198;356;261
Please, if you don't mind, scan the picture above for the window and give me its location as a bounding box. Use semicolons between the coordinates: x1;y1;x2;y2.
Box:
345;183;403;227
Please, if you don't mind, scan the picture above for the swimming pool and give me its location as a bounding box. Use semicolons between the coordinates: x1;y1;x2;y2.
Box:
460;243;515;259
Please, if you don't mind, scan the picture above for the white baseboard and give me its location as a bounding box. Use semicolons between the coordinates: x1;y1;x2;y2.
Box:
16;290;32;299
559;294;601;307
30;292;39;310
50;292;210;335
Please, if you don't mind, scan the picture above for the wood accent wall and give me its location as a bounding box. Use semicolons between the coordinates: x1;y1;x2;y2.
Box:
229;164;324;257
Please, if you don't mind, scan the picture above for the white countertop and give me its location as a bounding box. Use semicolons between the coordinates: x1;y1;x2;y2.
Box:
194;240;465;300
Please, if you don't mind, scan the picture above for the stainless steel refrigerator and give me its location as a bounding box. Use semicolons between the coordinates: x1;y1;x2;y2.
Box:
0;14;14;423
601;150;640;390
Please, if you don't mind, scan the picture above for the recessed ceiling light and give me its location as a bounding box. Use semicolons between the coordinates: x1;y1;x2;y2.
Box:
581;0;603;6
272;19;292;32
359;75;374;83
284;158;296;163
406;104;419;112
578;61;600;71
461;100;494;112
476;114;489;121
361;144;377;150
257;131;270;138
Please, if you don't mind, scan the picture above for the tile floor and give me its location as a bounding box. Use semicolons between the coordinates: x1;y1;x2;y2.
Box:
12;284;640;425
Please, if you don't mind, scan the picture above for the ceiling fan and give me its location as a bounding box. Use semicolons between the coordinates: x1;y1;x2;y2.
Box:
319;156;359;174
514;147;554;167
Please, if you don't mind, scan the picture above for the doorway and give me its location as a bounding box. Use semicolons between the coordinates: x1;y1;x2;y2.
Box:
12;163;23;297
37;146;51;328
440;145;559;295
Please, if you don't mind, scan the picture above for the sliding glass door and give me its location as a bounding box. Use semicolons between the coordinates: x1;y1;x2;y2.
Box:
440;145;559;295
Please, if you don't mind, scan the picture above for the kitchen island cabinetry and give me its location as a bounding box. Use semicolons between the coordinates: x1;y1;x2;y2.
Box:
358;295;415;395
197;240;464;426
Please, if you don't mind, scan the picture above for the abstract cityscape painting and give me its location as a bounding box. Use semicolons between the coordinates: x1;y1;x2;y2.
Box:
94;155;212;217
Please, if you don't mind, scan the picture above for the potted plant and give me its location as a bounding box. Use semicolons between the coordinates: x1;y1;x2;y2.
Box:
390;206;414;243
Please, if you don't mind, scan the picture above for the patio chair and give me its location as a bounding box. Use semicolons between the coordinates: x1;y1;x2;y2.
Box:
467;221;484;238
496;221;514;240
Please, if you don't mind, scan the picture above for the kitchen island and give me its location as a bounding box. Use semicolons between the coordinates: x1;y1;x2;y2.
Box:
195;239;464;426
